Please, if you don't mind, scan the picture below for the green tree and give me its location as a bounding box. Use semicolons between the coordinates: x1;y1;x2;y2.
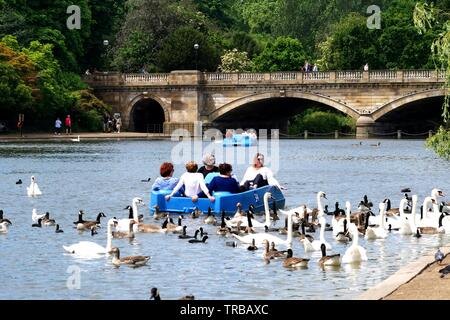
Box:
414;1;450;160
156;26;220;72
288;108;356;134
253;36;307;72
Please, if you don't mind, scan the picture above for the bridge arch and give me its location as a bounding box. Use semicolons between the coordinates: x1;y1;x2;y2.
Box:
208;91;360;122
371;89;446;121
127;94;170;132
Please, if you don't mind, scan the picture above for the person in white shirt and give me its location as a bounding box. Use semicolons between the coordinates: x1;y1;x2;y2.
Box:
165;161;215;203
240;153;285;191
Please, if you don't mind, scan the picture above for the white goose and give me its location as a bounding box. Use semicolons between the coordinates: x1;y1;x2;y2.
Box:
232;209;294;247
27;176;42;197
116;197;143;232
32;208;46;222
63;218;118;256
342;223;368;264
365;202;388;240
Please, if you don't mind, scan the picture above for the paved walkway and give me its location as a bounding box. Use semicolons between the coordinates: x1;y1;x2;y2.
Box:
0;132;171;141
356;243;450;300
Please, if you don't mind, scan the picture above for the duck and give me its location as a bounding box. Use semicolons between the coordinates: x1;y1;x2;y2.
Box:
112;220;136;239
63;218;118;256
283;249;309;268
42;212;56;226
365;202;388;240
179;228;199;239
232;209;295;246
0;219;12;233
27;176;42;197
319;243;341;267
247;238;258;251
117;197;144;232
32;208;46;223
55;224;64;233
76;212;106;231
110;247;150;267
188;235;208;243
15;179;22;185
342;223;368;264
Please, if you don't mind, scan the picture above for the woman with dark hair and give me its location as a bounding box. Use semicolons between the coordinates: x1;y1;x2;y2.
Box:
208;163;241;194
165;161;215;203
240;153;285;191
152;162;179;191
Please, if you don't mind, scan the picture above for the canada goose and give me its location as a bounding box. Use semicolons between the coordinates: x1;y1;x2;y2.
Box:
435;248;445;264
247;238;257;251
125;205;143;222
16;179;22;185
370;142;380;147
319;243;341;267
138;220;169;233
63;218;118;256
262;239;286;260
152;205;167;220
72;210;86;225
150;287;161;300
42;212;56;226
216;211;229;235
0;219;12;233
365;202;388;240
0;210;10;224
413;229;421;238
226;241;238;247
180;228;199;239
165;217;184;233
112;220;136;239
55;224;64;233
111;247;150;267
32;218;42;228
417;213;447;234
90;226;98;236
77;212;106;230
351;141;362;146
383;199;400;216
283;248;309;268
191;207;203;219
141;178;151;182
336;219;352;242
204;209;216;225
117;197;144;232
299;222;314;242
188;235;208;243
388;224;399;232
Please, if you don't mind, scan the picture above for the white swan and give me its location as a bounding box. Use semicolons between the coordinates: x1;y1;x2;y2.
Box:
342;223;367;264
71;135;80;142
418;196;438;228
365;202;388;239
232;209;294;247
63;218;118;257
226;193;272;229
398;198;413;235
32;208;46;222
116;197;143;232
27;176;42;197
311;216;332;251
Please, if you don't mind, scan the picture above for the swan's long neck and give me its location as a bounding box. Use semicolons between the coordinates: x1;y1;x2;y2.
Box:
317;193;324;214
319;217;325;242
286;213;293;248
263;193;271;226
380;205;386;229
352;227;359;247
106;223;113;252
132;201;139;223
411;195;417;228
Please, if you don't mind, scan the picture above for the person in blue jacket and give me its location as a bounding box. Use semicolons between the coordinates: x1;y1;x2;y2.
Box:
208;163;241;194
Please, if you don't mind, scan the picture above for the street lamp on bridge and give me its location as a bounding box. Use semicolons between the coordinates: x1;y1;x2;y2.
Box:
194;43;199;70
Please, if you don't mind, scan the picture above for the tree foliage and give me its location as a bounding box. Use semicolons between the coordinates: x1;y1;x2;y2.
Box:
218;49;253;72
288;109;356;134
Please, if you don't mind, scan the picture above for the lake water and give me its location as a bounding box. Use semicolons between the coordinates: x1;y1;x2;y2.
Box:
0;139;449;300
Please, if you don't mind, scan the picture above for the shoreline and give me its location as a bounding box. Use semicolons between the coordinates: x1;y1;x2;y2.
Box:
0;132;172;141
355;242;450;300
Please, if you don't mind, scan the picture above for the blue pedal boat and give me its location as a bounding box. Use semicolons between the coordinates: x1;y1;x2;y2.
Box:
149;185;285;216
223;134;257;147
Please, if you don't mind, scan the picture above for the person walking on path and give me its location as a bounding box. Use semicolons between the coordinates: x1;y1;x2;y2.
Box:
116;117;122;133
54;117;62;135
65;115;72;135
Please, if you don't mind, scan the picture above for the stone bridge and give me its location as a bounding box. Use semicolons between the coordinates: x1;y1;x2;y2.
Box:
84;70;447;138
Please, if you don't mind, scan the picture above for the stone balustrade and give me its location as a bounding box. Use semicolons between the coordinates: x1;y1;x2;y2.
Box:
83;70;447;86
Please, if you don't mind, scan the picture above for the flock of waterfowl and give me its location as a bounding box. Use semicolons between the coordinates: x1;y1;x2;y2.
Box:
2;175;450;299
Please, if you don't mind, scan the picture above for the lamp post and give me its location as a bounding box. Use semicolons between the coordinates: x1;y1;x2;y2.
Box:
102;40;109;72
194;43;199;70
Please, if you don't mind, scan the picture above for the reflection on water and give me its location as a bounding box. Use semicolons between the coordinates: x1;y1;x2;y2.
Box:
0;139;449;300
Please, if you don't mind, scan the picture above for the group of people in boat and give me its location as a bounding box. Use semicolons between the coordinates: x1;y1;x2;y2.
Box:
152;153;285;203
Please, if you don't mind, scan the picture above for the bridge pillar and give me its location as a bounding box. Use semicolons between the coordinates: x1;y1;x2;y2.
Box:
356;116;377;139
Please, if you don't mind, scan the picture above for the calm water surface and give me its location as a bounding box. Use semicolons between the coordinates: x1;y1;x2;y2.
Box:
0;139;449;300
